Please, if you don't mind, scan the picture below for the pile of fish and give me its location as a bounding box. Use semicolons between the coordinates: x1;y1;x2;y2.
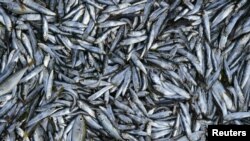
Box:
1;0;250;140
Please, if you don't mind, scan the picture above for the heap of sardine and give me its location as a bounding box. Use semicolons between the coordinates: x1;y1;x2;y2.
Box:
0;0;250;140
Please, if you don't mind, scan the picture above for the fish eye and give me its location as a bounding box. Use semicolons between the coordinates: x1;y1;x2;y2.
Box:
80;118;83;120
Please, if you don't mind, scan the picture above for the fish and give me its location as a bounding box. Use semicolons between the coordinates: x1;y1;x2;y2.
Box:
0;65;29;96
71;115;87;141
0;0;250;140
96;110;123;140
